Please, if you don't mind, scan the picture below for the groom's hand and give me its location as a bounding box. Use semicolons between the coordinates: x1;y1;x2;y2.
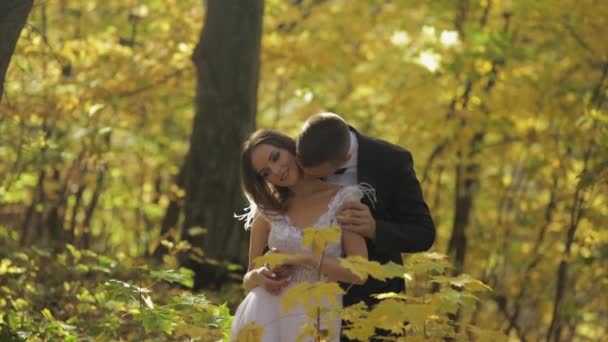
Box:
337;202;376;239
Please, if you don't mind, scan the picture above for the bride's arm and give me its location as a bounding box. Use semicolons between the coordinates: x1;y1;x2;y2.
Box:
286;230;368;285
242;215;290;294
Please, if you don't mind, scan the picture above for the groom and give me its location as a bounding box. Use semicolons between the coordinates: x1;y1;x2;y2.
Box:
296;112;435;339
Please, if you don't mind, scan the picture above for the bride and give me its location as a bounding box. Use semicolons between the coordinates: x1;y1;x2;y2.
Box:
231;130;371;341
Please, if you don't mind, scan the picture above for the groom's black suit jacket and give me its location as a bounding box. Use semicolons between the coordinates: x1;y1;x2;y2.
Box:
342;129;435;308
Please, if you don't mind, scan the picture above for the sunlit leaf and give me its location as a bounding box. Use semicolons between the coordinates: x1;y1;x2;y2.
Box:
339;256;406;281
188;226;208;236
281;281;344;313
301;226;341;255
41;308;55;321
141;306;175;334
65;244;82;261
149;268;194;288
234;322;265;342
253;252;292;269
431;274;492;293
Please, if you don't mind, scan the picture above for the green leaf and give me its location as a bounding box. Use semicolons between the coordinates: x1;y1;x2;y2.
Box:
102;279;149;301
141;306;175;334
206;302;233;340
41;308;55;321
187;227;207;236
171;293;209;308
65;244;82;261
12;298;28;310
142;294;154;309
149;268;194;288
226;263;244;272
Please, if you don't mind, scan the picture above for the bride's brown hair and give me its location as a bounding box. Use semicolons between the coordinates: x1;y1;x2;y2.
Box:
241;130;295;214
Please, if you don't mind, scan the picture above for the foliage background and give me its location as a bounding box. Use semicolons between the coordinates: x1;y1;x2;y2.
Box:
1;0;607;340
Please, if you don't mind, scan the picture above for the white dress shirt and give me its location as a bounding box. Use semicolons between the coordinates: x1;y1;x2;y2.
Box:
325;131;358;187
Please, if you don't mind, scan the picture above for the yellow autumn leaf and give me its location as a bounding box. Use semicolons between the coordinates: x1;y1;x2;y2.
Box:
401;302;439;329
338;256;372;280
342;321;375;341
252;252;292;270
340;301;367;322
432;274;492;293
235;322;265;342
367;299;407;334
296;323;326;342
341;302;375;341
404;252;451;274
281;281;344;314
382;261;411;280
339;256;406;281
301;226;341;255
373;292;420;302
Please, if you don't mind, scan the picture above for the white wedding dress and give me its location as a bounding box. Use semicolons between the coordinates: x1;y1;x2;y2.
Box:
231;185;373;342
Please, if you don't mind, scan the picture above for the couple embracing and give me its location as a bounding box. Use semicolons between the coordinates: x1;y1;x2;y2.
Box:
231;113;435;341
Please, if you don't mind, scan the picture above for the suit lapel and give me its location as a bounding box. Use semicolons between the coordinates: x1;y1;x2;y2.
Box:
351;127;377;209
351;127;393;221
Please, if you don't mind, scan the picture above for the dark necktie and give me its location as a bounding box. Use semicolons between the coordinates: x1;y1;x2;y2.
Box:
334;167;348;175
320;167;348;181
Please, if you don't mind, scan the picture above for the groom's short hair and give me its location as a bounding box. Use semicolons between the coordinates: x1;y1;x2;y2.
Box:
296;112;350;167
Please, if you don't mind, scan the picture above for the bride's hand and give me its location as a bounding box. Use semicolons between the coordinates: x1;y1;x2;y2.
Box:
256;266;291;295
265;248;294;278
271;264;293;280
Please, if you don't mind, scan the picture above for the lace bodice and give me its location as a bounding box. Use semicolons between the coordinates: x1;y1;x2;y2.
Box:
265;185;372;283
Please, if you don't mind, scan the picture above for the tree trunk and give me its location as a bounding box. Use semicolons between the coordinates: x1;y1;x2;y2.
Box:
0;0;33;103
546;62;606;342
447;153;476;275
184;0;263;289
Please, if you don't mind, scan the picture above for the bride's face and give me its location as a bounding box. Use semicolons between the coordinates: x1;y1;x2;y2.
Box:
250;143;300;187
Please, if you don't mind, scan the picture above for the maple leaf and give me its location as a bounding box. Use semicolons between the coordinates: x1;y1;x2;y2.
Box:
252;252;292;269
339;256;407;281
431;274;492;293
301;226;341;255
281;281;344;313
234;322;266;342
